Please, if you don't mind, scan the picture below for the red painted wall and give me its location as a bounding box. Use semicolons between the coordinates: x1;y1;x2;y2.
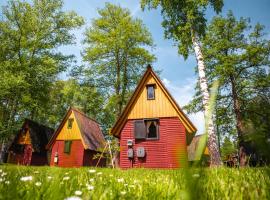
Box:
50;140;84;167
119;117;187;169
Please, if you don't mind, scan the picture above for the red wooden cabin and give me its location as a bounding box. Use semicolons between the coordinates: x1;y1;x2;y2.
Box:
47;107;106;167
7;119;54;166
111;66;197;168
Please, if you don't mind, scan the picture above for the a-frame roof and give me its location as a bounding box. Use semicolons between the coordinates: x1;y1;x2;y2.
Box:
111;65;197;137
9;119;54;153
46;107;105;151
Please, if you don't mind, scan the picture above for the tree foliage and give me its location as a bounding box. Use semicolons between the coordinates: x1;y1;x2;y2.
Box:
186;11;270;163
82;3;156;123
0;0;84;139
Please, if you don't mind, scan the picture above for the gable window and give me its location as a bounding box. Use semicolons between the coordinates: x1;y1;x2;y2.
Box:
67;118;74;129
64;141;72;154
147;84;155;100
134;119;159;140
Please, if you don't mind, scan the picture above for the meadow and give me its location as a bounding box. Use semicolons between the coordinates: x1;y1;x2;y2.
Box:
0;166;269;200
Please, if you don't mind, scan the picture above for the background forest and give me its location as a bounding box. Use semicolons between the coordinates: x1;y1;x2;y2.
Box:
0;0;269;165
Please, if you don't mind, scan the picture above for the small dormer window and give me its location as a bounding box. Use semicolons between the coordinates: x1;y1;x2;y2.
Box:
67;118;74;129
147;84;155;100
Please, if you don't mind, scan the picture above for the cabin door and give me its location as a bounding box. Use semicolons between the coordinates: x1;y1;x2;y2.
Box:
23;145;32;165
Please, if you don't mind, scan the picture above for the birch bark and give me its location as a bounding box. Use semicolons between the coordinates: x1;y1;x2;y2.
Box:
192;33;221;166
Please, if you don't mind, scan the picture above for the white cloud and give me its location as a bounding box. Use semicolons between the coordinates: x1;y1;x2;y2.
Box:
162;78;205;135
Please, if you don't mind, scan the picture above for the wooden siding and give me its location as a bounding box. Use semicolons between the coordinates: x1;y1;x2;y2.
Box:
128;75;178;119
50;140;84;167
17;129;31;145
119;117;187;169
56;111;82;140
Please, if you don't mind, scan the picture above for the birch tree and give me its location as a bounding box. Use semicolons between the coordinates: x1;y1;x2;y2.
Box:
141;0;223;165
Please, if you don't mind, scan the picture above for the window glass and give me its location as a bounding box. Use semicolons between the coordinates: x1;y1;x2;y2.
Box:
67;118;74;129
146;120;158;139
64;141;72;153
147;85;155;100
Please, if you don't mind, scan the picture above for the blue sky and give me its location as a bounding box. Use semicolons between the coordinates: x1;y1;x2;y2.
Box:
1;0;270;134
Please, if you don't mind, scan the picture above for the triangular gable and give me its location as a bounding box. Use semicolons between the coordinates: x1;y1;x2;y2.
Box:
46;108;87;149
46;107;105;151
111;65;197;137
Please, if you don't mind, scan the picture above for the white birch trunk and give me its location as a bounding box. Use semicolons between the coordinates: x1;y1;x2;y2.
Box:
192;33;221;166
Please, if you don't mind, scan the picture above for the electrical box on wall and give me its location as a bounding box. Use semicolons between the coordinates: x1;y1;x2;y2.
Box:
127;148;134;158
127;139;133;146
137;147;145;158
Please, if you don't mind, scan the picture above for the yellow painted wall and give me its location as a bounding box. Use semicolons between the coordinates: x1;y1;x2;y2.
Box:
128;75;178;119
17;129;31;145
56;111;81;140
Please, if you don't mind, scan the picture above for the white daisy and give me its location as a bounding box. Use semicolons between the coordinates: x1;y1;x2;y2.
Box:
65;196;82;200
87;185;94;191
88;169;96;173
35;182;42;186
63;176;70;181
117;178;124;183
20;176;33;181
74;190;82;196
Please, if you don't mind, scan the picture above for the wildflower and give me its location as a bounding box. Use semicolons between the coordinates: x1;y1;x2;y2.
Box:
74;190;82;196
34;171;39;174
0;169;2;173
65;196;82;200
35;182;42;186
20;176;33;181
65;172;69;175
117;178;124;183
5;181;10;185
47;176;53;180
192;174;200;178
88;169;96;173
89;178;94;182
0;178;3;182
120;191;126;195
124;183;128;186
87;185;94;191
63;176;70;181
97;172;102;176
1;172;7;176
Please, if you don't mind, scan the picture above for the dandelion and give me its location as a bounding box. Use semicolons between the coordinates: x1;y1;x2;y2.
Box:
89;178;94;182
65;196;82;200
74;190;82;196
120;191;126;195
63;176;70;181
5;181;10;185
117;178;124;183
88;169;96;173
97;172;102;176
87;185;94;191
35;182;42;186
20;176;33;181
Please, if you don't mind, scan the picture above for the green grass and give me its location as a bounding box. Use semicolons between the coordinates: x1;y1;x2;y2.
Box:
0;165;269;200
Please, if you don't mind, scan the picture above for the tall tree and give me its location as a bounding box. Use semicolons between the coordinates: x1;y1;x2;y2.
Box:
186;11;270;166
0;0;84;161
82;3;156;122
141;0;223;165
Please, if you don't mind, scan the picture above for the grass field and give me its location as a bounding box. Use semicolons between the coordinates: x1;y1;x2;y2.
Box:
0;165;269;200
